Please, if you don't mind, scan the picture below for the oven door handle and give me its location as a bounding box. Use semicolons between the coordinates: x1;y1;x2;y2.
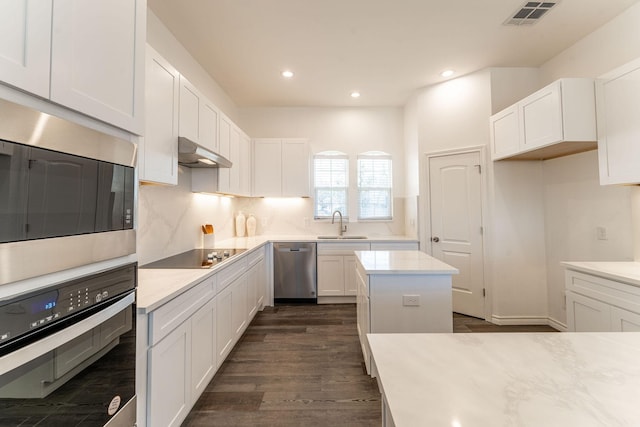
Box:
0;292;135;376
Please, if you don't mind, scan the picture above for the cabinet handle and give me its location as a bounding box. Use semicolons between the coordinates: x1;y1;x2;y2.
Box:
431;237;440;242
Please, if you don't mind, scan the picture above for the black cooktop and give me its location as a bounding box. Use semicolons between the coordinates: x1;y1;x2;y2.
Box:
142;248;247;269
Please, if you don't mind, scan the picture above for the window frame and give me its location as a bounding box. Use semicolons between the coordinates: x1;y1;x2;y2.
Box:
313;152;349;220
357;152;393;221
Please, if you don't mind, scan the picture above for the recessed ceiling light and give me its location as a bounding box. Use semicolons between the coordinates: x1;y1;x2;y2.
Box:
281;70;294;78
350;91;361;98
440;70;455;78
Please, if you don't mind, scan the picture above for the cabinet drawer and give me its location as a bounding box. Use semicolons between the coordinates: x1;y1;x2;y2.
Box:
246;247;265;267
149;276;216;345
217;257;248;292
565;270;640;315
317;242;370;255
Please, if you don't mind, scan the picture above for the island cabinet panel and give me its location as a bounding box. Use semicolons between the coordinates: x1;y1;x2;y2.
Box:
355;250;456;376
565;267;640;332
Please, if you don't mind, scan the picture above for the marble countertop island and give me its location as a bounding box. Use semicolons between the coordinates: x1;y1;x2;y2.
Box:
355;250;458;275
368;332;640;427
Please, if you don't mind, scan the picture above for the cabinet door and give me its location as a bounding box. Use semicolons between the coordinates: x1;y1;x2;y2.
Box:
199;100;219;153
566;292;611;332
0;0;51;98
247;262;259;319
282;139;310;197
216;285;233;364
191;298;217;398
178;76;200;143
611;306;640;332
343;255;358;296
232;274;248;338
140;46;179;185
317;255;345;296
229;126;241;194
218;116;231;193
240;132;252;196
50;0;145;134
148;321;191;427
519;81;563;150
256;258;267;309
489;105;520;160
253;139;283;196
596;58;640;185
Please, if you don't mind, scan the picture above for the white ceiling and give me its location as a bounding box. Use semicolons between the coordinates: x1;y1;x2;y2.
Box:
148;0;638;107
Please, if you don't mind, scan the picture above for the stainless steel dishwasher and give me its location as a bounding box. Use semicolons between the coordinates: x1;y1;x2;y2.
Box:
273;242;317;303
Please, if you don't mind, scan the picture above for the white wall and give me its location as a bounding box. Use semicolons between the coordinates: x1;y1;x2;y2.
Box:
237;107;408;237
543;151;632;324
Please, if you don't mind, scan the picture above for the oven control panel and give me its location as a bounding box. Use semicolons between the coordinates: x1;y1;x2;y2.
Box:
0;263;136;352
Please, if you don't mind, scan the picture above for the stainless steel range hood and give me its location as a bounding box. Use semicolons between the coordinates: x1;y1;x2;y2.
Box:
178;136;232;168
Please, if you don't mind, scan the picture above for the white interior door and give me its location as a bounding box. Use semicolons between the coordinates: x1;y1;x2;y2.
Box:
428;151;485;318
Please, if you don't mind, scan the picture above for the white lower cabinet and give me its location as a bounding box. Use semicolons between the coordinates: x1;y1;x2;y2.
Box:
190;298;217;397
317;242;370;297
216;284;234;365
148;321;191;427
565;268;640;332
231;275;249;337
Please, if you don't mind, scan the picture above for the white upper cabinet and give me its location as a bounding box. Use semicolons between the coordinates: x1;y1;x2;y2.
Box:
200;100;219;154
178;76;200;143
282;139;311;197
0;0;144;134
596;57;640;185
253;139;283;197
239;131;252;196
489;105;519;159
252;138;310;197
490;78;596;161
178;76;220;154
0;0;52;98
217;115;232;194
50;0;145;135
139;46;179;185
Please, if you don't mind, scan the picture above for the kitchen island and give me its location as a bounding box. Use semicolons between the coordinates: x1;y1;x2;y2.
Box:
354;250;458;374
368;332;640;427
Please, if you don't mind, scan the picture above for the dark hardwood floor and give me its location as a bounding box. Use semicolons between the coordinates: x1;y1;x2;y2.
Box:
182;304;557;426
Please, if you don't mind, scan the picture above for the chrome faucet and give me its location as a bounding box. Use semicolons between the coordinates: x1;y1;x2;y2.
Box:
331;210;347;236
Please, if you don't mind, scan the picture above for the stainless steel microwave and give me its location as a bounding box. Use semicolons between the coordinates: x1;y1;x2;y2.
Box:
0;98;137;285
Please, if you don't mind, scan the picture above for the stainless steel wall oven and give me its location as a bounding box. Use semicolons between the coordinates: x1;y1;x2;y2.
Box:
0;97;138;426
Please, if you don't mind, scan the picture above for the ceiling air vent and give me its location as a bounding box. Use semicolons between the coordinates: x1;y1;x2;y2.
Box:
504;1;559;26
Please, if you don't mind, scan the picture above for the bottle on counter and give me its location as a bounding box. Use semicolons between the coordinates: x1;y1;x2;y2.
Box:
246;214;256;237
235;211;246;237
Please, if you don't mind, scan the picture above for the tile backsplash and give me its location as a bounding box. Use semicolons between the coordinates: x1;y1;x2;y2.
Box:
138;168;412;265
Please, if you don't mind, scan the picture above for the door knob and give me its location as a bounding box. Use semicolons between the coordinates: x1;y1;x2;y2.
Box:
431;237;440;242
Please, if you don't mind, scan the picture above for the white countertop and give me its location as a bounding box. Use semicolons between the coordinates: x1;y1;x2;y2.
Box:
368;332;640;427
137;235;419;312
355;250;458;275
562;261;640;287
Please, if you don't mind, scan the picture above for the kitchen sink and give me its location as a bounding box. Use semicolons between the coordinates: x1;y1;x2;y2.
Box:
317;235;368;240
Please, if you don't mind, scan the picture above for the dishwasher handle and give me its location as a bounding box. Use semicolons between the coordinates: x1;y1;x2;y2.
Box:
277;247;311;253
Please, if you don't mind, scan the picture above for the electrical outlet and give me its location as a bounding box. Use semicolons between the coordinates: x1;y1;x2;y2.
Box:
402;295;420;306
597;226;608;240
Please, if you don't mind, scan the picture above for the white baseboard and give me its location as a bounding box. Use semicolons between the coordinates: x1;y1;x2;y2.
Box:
490;314;567;331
